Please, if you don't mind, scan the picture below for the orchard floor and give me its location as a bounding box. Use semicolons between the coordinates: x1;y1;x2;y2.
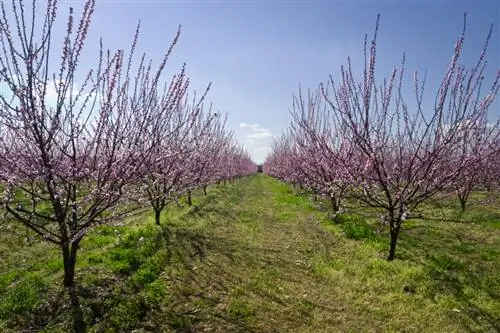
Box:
1;175;499;332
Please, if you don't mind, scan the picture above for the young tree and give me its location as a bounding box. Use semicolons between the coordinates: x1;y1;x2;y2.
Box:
481;146;500;192
288;87;356;213
142;82;209;225
181;102;222;206
448;122;500;211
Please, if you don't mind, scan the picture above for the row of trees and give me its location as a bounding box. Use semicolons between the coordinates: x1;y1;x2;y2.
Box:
264;14;500;261
0;0;255;299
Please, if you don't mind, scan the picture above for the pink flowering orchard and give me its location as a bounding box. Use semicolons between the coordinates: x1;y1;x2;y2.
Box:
143;91;255;225
265;14;500;261
141;84;210;225
0;2;253;330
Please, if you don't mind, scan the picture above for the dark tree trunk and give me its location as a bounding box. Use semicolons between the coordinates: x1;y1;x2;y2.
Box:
457;185;471;213
330;195;339;213
62;243;78;287
459;198;467;212
203;185;207;196
458;191;469;212
62;242;84;332
387;220;401;261
187;191;192;206
155;209;161;225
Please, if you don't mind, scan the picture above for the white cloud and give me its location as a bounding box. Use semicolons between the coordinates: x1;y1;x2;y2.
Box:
239;123;273;140
247;131;273;139
239;122;275;163
240;123;259;129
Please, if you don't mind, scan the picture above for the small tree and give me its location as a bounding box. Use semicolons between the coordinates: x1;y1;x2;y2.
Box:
181;103;221;206
449;122;499;211
288;86;356;213
141;78;207;225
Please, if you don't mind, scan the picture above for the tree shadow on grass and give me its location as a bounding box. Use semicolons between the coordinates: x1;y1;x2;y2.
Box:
12;224;208;332
152;219;344;332
57;223;266;332
14;199;340;332
397;230;500;333
425;258;500;332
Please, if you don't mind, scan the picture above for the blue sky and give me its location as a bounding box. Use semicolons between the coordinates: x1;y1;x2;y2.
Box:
3;1;500;163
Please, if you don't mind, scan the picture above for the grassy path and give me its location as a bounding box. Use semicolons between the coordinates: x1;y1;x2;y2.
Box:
1;174;499;332
161;174;342;332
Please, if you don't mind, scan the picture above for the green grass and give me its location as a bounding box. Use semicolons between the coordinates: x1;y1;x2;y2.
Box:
0;175;499;332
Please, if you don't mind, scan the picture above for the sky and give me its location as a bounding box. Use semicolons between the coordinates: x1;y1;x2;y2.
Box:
2;0;500;164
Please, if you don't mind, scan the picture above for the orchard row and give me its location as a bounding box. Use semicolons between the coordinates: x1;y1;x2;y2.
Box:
264;14;500;261
0;0;256;294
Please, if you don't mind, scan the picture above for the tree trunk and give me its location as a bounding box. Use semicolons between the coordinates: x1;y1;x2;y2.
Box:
457;186;471;213
459;199;467;212
154;209;161;225
458;191;469;212
62;243;85;332
187;191;192;206
330;195;338;213
203;185;207;196
387;221;401;261
62;243;78;287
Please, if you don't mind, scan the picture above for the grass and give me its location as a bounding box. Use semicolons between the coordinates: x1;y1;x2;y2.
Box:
0;174;499;332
